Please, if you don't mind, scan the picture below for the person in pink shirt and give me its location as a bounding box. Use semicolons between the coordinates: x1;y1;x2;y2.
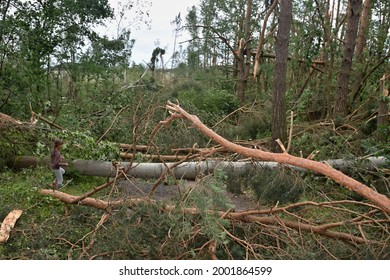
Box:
49;139;68;189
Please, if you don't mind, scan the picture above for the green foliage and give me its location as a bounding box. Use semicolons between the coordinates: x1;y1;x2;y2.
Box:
44;130;119;161
185;169;234;211
178;87;239;125
0;124;38;169
291;129;356;160
1;165;388;260
0;167;63;223
226;167;305;205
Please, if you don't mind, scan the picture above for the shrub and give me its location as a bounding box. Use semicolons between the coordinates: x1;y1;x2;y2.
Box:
226;166;305;205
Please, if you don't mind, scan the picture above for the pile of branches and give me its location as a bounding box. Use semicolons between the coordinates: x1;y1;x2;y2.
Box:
37;102;390;259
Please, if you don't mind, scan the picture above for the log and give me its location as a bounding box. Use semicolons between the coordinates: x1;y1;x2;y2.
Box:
119;144;153;151
73;158;389;178
119;152;190;161
0;112;23;125
8;156;388;179
30;111;65;130
0;210;23;244
38;190;374;244
8;156;50;169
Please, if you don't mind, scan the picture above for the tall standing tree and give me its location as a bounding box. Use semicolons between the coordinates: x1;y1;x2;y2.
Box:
170;13;182;69
334;0;362;118
351;0;371;103
271;0;292;152
253;0;278;79
185;6;200;68
0;0;115;114
199;0;217;68
236;0;252;104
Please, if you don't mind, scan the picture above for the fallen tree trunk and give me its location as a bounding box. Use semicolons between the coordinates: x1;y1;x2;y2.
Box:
38;189;377;244
0;112;23;125
119;152;192;161
0;210;23;244
8;156;388;179
8;156;50;169
162;101;390;214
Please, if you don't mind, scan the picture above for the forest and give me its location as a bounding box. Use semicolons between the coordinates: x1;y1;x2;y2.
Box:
0;0;389;260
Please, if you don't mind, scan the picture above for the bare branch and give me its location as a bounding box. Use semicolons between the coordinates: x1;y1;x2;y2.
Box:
163;101;390;214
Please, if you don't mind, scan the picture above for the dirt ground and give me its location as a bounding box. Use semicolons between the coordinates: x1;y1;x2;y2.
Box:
120;178;258;211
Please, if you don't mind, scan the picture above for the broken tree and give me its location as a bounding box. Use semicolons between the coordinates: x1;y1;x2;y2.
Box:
160;101;390;214
0;210;23;244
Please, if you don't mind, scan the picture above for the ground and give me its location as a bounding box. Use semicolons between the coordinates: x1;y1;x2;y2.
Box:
119;178;259;211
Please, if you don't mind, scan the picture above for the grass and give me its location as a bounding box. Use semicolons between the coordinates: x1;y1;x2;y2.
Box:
1;157;389;260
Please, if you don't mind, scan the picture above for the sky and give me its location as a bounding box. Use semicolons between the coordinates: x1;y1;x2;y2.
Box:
99;0;201;65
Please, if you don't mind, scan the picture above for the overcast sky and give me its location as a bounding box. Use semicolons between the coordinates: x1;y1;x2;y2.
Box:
98;0;201;65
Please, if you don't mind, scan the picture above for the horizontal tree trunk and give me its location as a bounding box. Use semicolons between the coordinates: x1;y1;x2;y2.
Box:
119;152;193;161
8;156;388;179
38;189;371;244
0;209;23;244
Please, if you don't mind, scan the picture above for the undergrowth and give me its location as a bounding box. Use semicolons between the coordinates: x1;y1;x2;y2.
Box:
1;164;389;260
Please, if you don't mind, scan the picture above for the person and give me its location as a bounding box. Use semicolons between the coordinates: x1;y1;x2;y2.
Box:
50;139;68;189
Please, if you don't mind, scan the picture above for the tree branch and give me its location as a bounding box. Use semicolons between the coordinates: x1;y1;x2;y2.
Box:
164;101;390;214
39;189;385;245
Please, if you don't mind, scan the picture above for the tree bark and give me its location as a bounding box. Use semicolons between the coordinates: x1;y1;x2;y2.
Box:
334;0;362;117
354;0;371;63
9;156;388;178
38;189;376;244
351;0;372;103
377;74;390;142
253;0;278;79
271;0;292;152
0;112;22;125
0;209;23;244
235;0;252;104
164;101;390;214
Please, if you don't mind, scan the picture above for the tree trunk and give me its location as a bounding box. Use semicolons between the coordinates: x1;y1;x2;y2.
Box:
0;210;23;244
253;0;278;79
377;74;390;142
334;0;362;117
351;0;372;103
8;156;388;179
354;0;371;62
235;0;252;104
236;38;246;104
38;189;376;244
271;0;292;152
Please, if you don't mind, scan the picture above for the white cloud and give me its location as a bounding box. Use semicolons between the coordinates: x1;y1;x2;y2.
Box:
101;0;201;65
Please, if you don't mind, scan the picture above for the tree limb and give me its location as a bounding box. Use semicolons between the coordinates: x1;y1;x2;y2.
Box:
39;189;386;245
163;101;390;214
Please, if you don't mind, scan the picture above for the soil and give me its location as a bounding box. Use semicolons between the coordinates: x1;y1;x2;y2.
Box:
121;179;259;211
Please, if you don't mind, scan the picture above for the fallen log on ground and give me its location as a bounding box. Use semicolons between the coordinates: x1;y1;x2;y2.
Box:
0;112;23;125
8;156;388;179
0;209;23;244
38;189;384;245
119;152;193;161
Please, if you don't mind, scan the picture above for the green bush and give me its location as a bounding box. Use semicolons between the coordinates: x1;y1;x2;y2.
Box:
0;123;39;170
41;130;119;161
178;87;239;125
226;167;305;205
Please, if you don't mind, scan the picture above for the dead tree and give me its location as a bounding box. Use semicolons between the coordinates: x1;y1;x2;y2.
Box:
162;101;390;214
